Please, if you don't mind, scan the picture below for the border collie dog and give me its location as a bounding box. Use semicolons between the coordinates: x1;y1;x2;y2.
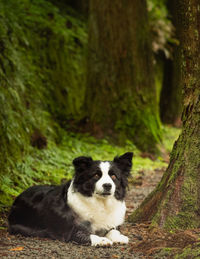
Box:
8;152;133;246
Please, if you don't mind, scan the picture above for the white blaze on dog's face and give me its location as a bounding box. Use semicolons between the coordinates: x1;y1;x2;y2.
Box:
94;162;116;197
72;152;133;200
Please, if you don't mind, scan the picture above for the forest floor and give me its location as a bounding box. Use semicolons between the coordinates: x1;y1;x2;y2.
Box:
1;166;200;259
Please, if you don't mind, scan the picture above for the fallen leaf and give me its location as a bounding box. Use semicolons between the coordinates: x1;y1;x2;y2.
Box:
9;247;24;251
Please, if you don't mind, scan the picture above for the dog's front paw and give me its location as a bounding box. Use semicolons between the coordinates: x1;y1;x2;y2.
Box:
106;229;129;244
90;234;113;247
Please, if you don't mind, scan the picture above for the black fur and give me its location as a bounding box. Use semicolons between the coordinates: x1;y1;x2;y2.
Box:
8;152;133;244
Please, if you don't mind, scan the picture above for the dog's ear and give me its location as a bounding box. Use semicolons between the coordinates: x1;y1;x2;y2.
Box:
73;156;93;172
113;152;133;176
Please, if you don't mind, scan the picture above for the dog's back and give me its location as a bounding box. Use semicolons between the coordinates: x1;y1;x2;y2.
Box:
8;183;77;241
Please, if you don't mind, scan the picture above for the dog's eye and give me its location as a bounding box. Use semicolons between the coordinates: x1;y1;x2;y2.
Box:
94;174;100;180
111;174;116;180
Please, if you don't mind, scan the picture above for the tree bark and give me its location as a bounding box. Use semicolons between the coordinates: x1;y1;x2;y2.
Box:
129;0;200;229
85;0;162;152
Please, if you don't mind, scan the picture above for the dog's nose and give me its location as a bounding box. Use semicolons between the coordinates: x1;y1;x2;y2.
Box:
103;183;112;191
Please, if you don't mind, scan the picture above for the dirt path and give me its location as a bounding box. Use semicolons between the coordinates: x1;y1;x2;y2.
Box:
0;169;164;259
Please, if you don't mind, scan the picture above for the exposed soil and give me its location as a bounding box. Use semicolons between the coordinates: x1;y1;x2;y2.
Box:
0;168;199;258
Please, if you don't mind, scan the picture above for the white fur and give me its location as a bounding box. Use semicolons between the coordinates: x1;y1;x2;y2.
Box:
90;234;113;246
106;229;129;244
67;180;126;233
99;161;110;175
95;162;116;196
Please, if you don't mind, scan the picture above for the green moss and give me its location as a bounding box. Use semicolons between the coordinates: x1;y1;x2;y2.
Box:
162;126;181;153
161;174;200;230
153;124;199;230
0;0;87;209
154;245;200;259
115;105;162;153
128;126;182;224
153;247;173;259
174;243;200;259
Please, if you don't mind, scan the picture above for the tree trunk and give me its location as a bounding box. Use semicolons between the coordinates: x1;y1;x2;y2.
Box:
85;0;162;152
129;0;200;229
160;58;182;126
160;0;183;126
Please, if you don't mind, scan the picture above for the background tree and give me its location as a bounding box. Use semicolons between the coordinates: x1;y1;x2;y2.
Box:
129;0;200;229
159;0;182;126
85;0;162;152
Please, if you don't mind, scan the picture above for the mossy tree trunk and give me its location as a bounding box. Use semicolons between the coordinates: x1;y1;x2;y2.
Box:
129;0;200;229
160;0;183;126
85;0;162;152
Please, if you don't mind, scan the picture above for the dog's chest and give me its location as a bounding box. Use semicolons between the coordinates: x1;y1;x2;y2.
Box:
68;191;126;232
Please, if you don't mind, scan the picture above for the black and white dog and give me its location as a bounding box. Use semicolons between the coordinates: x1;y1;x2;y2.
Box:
8;152;133;246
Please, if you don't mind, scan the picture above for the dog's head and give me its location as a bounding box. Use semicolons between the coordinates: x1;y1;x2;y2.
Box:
72;152;133;200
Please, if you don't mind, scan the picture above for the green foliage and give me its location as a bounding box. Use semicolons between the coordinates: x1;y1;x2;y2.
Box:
0;0;87;132
162;126;181;153
147;0;178;58
0;0;86;190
